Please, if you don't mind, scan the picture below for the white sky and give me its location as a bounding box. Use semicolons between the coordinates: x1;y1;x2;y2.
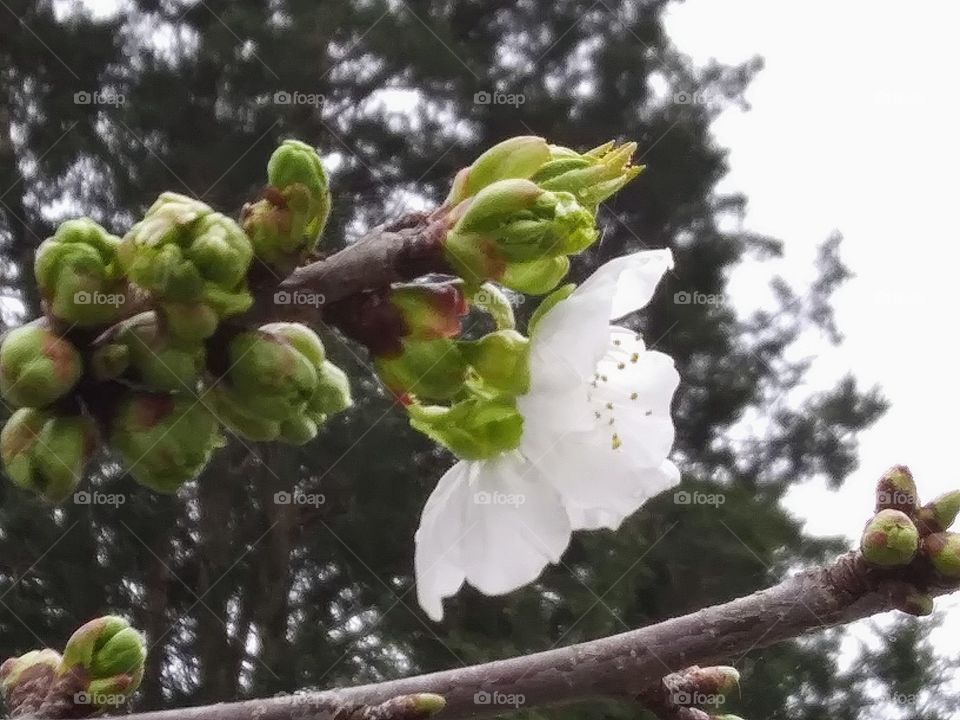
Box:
666;0;960;669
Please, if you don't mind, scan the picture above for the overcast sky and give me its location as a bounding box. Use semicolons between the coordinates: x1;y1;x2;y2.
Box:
666;0;960;666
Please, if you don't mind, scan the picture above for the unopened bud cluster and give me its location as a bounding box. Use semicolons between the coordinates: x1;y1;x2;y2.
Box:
0;615;146;717
1;140;351;501
859;465;960;615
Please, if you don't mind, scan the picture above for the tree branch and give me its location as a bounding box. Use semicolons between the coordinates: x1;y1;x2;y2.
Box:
90;551;957;720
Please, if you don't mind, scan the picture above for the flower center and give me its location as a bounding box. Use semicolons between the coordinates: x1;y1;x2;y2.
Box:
588;331;646;451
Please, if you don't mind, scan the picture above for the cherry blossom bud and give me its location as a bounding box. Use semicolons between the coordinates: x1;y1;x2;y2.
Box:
208;386;281;442
923;532;960;579
90;344;130;381
111;393;221;492
60;616;146;709
444;136;551;206
278;414;319;446
1;648;61;714
917;490;960;534
444;180;596;289
310;361;353;418
389;283;468;341
897;591;935;617
459;330;530;395
375;339;469;402
530;141;643;208
1;409;99;503
875;464;918;514
34;218;131;327
223;330;319;421
0;325;82;408
408;397;523;459
259;322;326;366
500;255;571;295
120;193;253;315
860;509;920;567
159;301;219;343
115;313;205;392
243;140;330;270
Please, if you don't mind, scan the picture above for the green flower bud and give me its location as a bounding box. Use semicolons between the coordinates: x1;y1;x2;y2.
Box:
444;180;597;281
90;344;130;381
924;532;960;578
500;255;571;295
459;330;530;396
207;386;281;442
860;509;920;567
375;339;469;402
409;397;523;460
1;410;99;503
310;361;352;418
917;490;960;534
34;218;130;327
875;465;918;514
686;665;741;698
159;302;219;343
120;193;253;315
259;322;326;366
113;313;205;392
243;140;331;269
60;616;146;709
224;330;318;421
111;393;221;493
1;648;61;714
898;591;935;617
444;136;551;206
278;414;319;446
531;141;643;208
0;325;82;408
267;140;331;236
389;283;467;341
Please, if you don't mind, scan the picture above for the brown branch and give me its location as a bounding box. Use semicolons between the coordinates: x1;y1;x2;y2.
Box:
84;551;957;720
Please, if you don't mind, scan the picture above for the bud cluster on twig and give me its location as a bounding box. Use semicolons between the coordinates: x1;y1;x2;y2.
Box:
1;140;349;500
858;465;960;614
0;615;146;718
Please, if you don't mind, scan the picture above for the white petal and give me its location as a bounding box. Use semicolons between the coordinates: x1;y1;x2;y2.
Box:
564;460;681;530
414;461;473;621
527;250;673;392
460;453;571;596
575;249;674;320
414;454;573;620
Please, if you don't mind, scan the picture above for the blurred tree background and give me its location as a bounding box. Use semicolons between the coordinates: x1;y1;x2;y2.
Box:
0;1;957;718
